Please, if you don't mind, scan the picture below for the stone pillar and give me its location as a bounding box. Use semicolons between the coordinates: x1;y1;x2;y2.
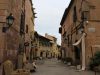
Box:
81;33;86;70
3;60;13;75
17;54;23;69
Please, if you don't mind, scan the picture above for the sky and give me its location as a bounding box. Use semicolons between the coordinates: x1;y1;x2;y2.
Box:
32;0;71;45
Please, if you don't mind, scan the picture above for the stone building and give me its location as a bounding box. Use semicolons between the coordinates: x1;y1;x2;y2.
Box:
59;0;100;70
45;33;59;58
0;0;36;70
0;0;25;64
0;0;27;73
24;0;35;61
32;32;52;59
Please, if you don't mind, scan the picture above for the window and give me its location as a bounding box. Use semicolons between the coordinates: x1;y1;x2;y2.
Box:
20;13;25;35
73;6;77;22
26;25;28;33
67;35;69;46
81;11;90;21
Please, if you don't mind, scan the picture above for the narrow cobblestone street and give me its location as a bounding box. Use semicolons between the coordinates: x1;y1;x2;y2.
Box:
31;59;99;75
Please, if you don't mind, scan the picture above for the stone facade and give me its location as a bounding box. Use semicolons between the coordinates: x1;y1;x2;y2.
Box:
0;0;35;67
45;33;59;58
0;0;25;63
33;32;52;59
60;0;100;69
25;0;35;60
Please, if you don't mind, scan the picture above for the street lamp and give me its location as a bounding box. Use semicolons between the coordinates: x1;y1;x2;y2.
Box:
6;13;15;26
2;13;15;32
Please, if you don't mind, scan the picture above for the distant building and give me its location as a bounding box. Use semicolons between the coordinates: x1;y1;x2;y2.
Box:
32;32;53;59
59;0;100;70
45;33;59;58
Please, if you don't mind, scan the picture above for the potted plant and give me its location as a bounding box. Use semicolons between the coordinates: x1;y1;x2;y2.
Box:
89;51;100;71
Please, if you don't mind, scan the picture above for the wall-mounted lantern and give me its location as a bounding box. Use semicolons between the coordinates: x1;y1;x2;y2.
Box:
6;13;15;26
2;13;15;32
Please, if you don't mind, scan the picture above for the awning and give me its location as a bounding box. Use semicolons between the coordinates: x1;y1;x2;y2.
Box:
72;38;82;46
73;33;86;46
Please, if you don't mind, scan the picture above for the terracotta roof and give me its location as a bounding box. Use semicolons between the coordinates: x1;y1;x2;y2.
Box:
34;31;52;41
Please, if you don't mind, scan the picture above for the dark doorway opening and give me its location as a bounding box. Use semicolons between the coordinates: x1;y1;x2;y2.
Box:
74;46;81;65
40;52;43;57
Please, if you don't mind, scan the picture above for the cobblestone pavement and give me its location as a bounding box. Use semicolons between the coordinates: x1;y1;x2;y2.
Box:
31;59;100;75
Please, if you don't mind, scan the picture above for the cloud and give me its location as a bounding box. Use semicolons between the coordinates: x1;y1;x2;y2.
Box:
32;0;71;45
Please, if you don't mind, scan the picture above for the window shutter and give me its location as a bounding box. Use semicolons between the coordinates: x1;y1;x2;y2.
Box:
73;6;77;22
